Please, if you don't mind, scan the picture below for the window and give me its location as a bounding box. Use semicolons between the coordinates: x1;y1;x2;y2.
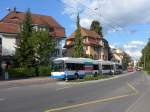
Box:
66;63;84;70
102;65;111;70
93;64;99;70
55;39;62;47
76;64;84;70
52;62;64;72
116;65;122;69
11;17;19;20
94;47;99;52
0;38;2;55
49;27;54;32
52;49;60;57
0;38;2;44
66;63;75;70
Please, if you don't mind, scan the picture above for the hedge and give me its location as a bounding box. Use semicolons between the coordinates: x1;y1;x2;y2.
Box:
8;66;51;78
38;66;51;76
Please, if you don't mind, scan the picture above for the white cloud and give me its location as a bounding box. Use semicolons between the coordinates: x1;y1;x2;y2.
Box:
80;18;92;28
61;0;150;31
110;43;118;49
61;0;148;59
123;41;145;49
123;40;146;59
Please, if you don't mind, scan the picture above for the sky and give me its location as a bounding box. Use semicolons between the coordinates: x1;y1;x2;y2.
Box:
0;0;150;60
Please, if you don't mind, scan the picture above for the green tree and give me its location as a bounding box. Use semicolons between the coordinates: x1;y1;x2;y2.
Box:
15;9;34;67
123;52;132;69
73;13;83;57
15;9;55;76
90;20;113;60
90;20;103;37
32;30;55;65
141;39;150;69
31;30;55;76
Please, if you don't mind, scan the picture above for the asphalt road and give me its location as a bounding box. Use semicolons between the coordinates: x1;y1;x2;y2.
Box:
0;71;150;112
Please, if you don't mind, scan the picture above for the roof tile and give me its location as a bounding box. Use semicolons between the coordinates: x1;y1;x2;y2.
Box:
0;11;65;37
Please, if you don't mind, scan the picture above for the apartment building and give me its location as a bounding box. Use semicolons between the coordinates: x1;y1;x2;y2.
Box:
64;27;109;60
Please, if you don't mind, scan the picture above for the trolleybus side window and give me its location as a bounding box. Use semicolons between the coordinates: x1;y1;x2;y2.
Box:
66;63;75;70
52;62;64;72
102;65;111;70
66;63;84;70
93;64;99;70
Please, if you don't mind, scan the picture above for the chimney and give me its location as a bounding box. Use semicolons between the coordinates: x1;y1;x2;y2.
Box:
13;7;16;13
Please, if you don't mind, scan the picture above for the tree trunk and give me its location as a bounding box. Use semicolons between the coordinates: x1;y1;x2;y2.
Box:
35;66;39;77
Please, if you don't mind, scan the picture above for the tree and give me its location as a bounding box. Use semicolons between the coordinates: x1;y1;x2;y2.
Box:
122;52;132;69
15;9;35;67
32;30;55;65
14;9;55;76
30;30;55;76
141;39;150;69
90;20;103;37
73;13;83;57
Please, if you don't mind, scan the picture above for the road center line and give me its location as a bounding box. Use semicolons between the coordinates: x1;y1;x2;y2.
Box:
45;94;131;112
45;82;139;112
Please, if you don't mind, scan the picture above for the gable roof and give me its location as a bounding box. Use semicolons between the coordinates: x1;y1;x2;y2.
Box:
0;22;20;34
67;27;101;40
0;11;65;37
81;27;101;38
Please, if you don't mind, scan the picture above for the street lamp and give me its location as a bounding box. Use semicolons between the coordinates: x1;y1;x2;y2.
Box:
1;62;9;80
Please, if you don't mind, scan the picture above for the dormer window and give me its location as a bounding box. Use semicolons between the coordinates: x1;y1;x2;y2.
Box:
11;16;19;20
49;27;54;32
32;24;49;31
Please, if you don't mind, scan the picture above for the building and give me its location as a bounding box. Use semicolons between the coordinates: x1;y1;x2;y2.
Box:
111;48;124;64
64;27;109;60
0;9;66;63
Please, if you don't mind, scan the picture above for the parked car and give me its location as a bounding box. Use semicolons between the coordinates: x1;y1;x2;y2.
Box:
136;67;141;71
128;67;134;72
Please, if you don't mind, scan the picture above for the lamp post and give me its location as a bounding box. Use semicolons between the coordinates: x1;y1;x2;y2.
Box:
1;62;9;80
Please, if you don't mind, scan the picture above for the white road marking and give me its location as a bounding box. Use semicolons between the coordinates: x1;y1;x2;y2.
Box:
125;87;150;112
56;86;71;91
6;87;20;90
0;98;5;101
57;82;70;85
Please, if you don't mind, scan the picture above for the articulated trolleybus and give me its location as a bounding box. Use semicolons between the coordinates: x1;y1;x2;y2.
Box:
51;57;99;79
51;57;123;79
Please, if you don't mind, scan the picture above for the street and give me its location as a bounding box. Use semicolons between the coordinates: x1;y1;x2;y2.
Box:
0;71;150;112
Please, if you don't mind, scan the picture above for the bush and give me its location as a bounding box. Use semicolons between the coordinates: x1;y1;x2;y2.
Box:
84;75;94;80
145;68;150;75
8;67;35;78
8;66;51;78
84;74;112;81
38;66;51;76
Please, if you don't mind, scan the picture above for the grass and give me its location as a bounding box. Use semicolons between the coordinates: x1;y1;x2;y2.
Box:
68;74;113;82
144;68;150;76
147;71;150;75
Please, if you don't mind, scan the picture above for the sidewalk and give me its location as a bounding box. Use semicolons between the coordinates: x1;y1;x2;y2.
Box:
0;77;55;89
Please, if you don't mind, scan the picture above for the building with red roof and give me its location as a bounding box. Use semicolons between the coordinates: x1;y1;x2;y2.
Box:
0;9;66;61
64;27;109;60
